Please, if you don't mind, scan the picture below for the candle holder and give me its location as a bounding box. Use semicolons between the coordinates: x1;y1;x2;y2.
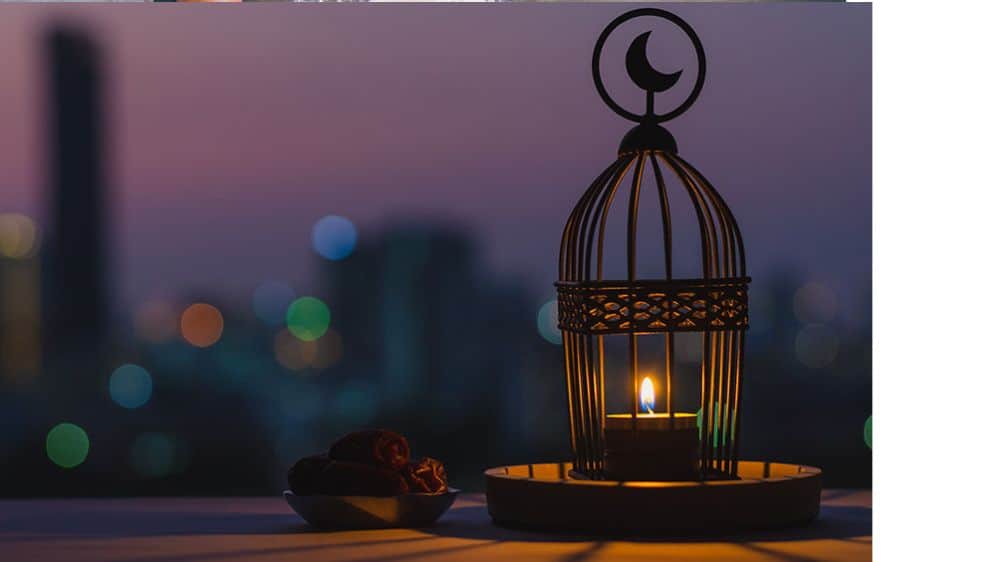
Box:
486;8;822;534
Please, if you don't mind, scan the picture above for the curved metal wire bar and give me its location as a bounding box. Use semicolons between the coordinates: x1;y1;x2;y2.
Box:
667;153;748;475
655;154;721;474
680;159;734;471
582;159;636;474
569;331;592;476
677;157;749;475
573;158;638;474
656;154;719;279
576;157;633;281
730;330;747;476
560;167;613;473
560;157;629;280
587;157;636;281
667;158;735;474
559;156;633;475
578;155;636;473
649;155;675;416
658;154;749;475
625;153;646;425
669;153;746;277
560;325;581;471
579;161;635;475
574;163;631;474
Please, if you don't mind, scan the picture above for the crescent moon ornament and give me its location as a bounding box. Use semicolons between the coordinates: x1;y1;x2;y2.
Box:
592;8;706;124
626;31;682;93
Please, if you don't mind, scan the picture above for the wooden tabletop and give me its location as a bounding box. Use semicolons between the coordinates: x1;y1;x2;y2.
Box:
0;490;871;562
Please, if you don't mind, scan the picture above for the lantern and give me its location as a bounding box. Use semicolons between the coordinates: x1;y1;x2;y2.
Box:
557;8;748;481
485;8;822;534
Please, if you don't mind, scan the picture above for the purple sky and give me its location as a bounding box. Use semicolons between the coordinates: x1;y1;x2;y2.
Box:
0;4;871;313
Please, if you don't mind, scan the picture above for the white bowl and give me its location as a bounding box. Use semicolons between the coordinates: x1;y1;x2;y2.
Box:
283;488;459;530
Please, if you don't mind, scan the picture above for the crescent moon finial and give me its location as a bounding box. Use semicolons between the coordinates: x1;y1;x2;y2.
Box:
592;8;707;125
625;31;683;94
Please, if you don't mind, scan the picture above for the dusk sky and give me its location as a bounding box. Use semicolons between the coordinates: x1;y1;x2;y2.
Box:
0;3;871;316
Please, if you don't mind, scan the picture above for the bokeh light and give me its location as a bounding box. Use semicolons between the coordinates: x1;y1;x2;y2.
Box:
130;432;185;478
312;215;358;261
275;329;343;371
793;282;838;324
133;300;178;343
252;281;296;326
46;423;89;469
536;300;561;345
864;415;872;449
795;324;840;369
286;297;330;341
180;303;224;347
109;364;153;409
0;213;38;259
278;382;325;421
274;329;309;371
333;380;377;426
751;290;775;335
696;403;730;447
310;330;344;369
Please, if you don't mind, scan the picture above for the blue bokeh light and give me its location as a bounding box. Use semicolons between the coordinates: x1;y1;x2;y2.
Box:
252;281;296;326
130;432;183;478
312;215;358;261
333;380;377;426
536;300;562;345
109;364;153;409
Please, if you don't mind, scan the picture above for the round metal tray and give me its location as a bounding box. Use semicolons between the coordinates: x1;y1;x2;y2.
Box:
485;461;821;535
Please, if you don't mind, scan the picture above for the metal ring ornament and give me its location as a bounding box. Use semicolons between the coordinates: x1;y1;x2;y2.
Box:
592;8;707;124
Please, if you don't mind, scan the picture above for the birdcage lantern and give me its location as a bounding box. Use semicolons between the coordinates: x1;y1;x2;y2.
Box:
485;9;821;532
557;8;749;482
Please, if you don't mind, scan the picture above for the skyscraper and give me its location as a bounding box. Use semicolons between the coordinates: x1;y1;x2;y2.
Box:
41;27;110;396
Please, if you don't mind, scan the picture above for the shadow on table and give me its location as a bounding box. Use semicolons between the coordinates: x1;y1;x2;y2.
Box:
423;503;872;544
3;499;869;545
2;495;869;562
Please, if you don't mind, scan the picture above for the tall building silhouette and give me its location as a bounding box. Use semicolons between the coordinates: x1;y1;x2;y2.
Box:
317;224;569;486
41;27;110;395
322;225;480;409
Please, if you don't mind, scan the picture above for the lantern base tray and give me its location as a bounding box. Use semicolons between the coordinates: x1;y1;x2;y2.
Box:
484;460;822;535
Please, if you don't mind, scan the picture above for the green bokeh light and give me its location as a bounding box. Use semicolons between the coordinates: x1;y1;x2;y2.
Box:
864;415;873;449
286;296;331;342
46;423;90;469
696;403;732;447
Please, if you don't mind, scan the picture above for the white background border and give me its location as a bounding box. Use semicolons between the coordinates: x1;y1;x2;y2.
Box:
873;0;999;559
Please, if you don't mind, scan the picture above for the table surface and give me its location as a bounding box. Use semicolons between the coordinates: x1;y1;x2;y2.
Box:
0;490;871;562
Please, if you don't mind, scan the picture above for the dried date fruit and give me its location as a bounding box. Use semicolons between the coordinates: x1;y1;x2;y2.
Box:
328;429;410;471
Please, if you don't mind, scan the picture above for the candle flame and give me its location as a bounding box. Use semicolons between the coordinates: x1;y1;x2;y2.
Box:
640;377;655;414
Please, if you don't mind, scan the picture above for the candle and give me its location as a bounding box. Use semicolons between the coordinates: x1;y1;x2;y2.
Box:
604;377;699;481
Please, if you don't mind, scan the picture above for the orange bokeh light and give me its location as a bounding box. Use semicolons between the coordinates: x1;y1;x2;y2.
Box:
134;300;178;343
180;303;224;348
274;329;343;373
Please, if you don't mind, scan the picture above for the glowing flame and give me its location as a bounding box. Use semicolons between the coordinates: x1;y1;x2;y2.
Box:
640;377;655;414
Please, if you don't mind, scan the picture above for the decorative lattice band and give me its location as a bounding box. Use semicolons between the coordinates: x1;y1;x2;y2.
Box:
556;277;749;335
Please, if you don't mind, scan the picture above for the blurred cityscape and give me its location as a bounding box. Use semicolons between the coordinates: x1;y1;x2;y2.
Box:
0;24;871;496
